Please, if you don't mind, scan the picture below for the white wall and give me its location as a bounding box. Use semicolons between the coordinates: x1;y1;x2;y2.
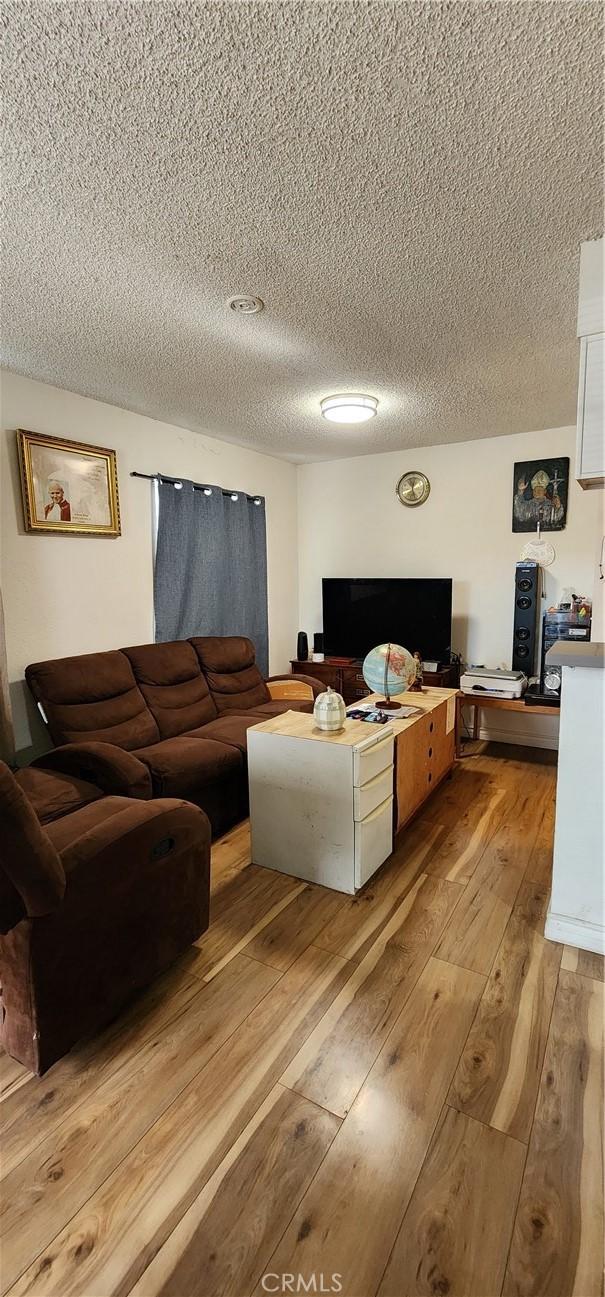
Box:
1;371;299;759
298;425;601;748
591;518;605;643
2;371;600;762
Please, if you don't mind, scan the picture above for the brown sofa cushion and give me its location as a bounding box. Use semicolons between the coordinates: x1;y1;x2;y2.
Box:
184;714;260;754
45;794;136;856
133;736;242;800
15;766;103;825
189;636;270;714
26;651;159;751
54;797;211;881
123;641;218;737
0;762;66;932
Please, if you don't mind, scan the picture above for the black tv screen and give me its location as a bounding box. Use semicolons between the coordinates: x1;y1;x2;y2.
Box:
322;578;453;663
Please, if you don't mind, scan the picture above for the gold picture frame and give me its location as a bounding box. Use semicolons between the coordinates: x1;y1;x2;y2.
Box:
17;429;121;537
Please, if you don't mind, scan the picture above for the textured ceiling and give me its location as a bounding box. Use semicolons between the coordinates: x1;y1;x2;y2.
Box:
2;1;603;462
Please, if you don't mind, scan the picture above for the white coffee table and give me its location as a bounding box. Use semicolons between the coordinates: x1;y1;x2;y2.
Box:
247;711;395;894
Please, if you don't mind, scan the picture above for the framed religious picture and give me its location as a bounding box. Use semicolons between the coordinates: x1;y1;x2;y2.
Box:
512;456;569;533
17;429;121;536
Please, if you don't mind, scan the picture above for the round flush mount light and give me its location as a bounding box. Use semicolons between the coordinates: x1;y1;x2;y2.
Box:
228;295;264;315
320;393;378;424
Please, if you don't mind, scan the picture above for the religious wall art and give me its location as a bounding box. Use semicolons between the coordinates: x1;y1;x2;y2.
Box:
17;429;121;536
511;456;569;533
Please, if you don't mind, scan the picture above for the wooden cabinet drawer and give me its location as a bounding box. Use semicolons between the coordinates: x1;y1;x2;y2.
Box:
312;668;341;690
354;795;394;888
291;662;341;690
353;732;394;787
393;700;455;833
394;712;431;832
354;764;394;820
341;667;367;685
343;685;371;704
426;703;455;786
318;670;342;690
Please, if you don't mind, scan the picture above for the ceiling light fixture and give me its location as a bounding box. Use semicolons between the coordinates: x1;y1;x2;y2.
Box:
228;295;264;314
320;393;378;424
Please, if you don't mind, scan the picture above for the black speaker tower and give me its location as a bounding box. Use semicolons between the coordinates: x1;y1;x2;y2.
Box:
296;631;309;661
512;560;541;675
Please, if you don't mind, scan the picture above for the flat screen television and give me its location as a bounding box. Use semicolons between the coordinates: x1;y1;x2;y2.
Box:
322;577;453;663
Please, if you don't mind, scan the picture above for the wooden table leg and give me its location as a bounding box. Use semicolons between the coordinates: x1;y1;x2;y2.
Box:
457;697;483;755
473;702;481;742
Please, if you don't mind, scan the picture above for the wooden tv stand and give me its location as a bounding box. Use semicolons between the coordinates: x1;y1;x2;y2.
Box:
291;657;460;706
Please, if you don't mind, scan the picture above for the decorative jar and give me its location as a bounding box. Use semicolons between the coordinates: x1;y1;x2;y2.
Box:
313;686;347;732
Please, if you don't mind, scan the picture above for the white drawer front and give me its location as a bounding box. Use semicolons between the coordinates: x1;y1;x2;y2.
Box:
353;733;394;787
354;764;394;821
354;795;393;889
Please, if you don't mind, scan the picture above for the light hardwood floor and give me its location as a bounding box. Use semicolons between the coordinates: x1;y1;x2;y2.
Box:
1;743;603;1297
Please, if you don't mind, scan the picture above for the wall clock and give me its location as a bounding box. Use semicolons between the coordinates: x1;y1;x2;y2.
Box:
396;471;430;507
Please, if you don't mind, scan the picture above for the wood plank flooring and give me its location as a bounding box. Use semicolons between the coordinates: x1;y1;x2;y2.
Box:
1;741;602;1297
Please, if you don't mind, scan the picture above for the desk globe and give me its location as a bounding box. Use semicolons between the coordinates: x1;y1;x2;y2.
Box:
362;642;416;708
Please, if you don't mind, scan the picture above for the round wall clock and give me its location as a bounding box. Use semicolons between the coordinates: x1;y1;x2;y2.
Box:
396;471;430;507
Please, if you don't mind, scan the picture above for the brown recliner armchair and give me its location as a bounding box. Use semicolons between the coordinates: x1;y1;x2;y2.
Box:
0;759;211;1074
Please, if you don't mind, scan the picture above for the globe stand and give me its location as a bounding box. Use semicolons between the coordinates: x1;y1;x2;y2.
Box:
378;645;406;709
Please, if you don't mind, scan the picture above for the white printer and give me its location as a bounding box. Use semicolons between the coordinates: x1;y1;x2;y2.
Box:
460;668;527;700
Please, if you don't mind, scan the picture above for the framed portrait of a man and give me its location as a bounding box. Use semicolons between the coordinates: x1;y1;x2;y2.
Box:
512;456;569;533
17;430;120;536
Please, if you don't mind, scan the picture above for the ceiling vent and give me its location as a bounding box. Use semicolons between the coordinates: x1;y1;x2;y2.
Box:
228;295;264;315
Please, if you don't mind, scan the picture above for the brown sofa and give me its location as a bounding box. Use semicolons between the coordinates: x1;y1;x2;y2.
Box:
0;757;211;1073
26;636;322;838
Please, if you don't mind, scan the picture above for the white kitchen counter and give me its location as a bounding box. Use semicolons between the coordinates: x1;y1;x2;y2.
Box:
544;640;604;955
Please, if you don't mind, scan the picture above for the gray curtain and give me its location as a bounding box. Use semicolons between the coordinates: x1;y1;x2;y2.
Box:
0;587;16;766
154;478;269;674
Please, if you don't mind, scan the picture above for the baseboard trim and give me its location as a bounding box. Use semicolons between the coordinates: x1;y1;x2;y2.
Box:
544;911;605;956
477;726;559;751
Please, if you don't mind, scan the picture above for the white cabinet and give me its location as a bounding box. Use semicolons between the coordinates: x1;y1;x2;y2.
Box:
576;240;604;490
577;240;604;338
545;645;605;955
248;712;394;894
353;763;393;819
576;332;605;489
353;794;394;889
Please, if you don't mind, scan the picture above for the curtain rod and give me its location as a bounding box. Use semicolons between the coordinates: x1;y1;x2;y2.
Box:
130;471;263;503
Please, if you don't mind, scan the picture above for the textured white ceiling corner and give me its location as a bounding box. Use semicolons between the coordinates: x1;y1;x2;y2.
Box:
1;1;603;463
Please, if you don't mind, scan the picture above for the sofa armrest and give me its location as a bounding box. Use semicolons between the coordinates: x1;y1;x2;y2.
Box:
60;797;210;879
31;742;152;800
266;678;314;701
266;673;324;699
